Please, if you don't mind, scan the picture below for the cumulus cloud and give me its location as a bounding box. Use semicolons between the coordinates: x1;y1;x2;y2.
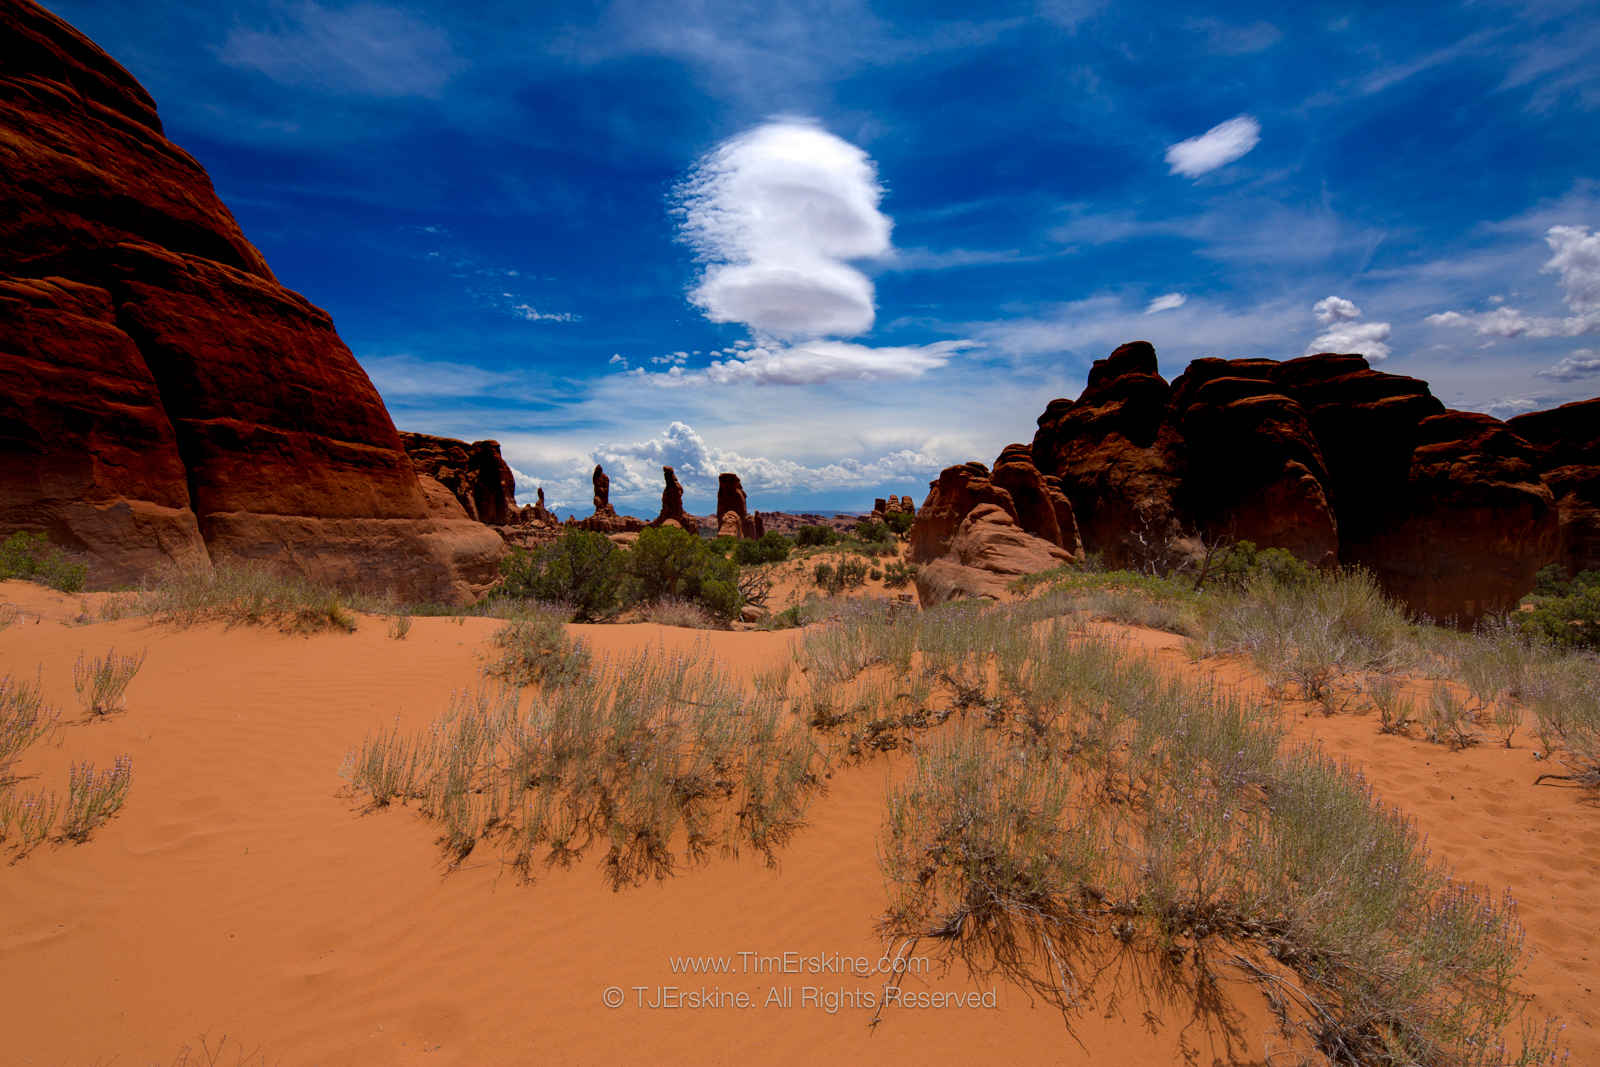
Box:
510;303;579;323
592;421;941;502
1165;115;1261;178
1307;295;1392;361
676;120;892;339
219;2;461;97
1537;348;1600;381
1426;225;1600;339
1144;292;1187;314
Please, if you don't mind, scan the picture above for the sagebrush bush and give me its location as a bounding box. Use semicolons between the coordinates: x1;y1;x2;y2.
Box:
498;531;621;621
345;649;823;887
641;597;717;629
0;531;87;593
140;562;357;632
1;673;58;785
484;606;592;688
882;559;917;589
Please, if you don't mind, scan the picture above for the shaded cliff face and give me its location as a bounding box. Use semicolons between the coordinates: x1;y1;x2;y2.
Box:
0;0;503;601
399;433;518;527
1029;343;1560;622
1508;398;1600;577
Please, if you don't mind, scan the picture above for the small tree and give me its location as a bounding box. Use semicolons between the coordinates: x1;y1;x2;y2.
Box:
499;530;621;621
625;526;743;622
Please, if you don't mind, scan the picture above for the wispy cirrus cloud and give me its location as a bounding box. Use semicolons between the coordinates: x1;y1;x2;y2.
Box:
218;2;462;97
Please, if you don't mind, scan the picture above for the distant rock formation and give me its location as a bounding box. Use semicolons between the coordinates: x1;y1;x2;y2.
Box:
0;0;503;601
715;472;759;538
573;464;642;533
649;466;698;531
871;495;916;523
1026;342;1560;621
592;464;613;516
399;432;517;526
1509;397;1600;576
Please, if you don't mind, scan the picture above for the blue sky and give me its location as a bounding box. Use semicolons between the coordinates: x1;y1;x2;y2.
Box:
44;0;1600;517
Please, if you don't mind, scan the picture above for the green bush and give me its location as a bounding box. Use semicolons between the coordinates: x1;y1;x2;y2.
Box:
498;531;621;622
1205;539;1317;591
883;510;915;536
1520;568;1600;651
732;532;792;565
795;524;839;547
854;518;894;544
0;531;87;593
624;525;742;622
883;560;918;589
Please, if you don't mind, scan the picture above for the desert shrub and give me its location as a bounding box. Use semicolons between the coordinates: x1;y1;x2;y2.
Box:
1;673;58;786
883;509;915;536
0;531;87;593
732;531;792;565
641;597;717;629
72;648;146;717
1525;655;1600;790
882;559;918;589
387;614;413;640
873;625;1556;1067
854;518;894;544
0;603;17;630
1424;682;1477;749
795;524;838;547
344;649;823;887
58;756;133;842
1366;674;1416;735
1203;539;1317;591
1193;568;1412;699
141;562;357;633
623;525;742;622
1517;568;1600;651
484;605;592;688
498;530;621;622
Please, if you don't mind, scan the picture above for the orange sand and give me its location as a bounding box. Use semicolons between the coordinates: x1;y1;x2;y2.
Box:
0;579;1593;1064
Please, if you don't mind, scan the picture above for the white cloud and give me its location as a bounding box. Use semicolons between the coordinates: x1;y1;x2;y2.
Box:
1306;296;1392;361
593;421;943;503
218;2;461;97
510;303;579;323
1537;348;1600;381
1164;115;1261;178
1426;225;1600;339
1144;292;1187;314
1186;18;1282;55
676;120;892;339
627;339;973;387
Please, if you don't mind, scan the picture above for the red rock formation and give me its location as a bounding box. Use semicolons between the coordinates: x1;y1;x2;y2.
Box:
399;432;517;526
991;443;1082;556
1509;398;1600;576
575;464;643;533
914;504;1073;607
650;466;698;531
0;0;503;601
1029;342;1560;621
715;472;758;538
908;463;1020;566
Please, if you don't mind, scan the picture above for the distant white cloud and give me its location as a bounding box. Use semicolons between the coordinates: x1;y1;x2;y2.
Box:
1537;348;1600;381
1186;18;1282;55
218;2;461;97
1307;295;1392;361
677;120;892;338
1165;115;1261;178
510;303;579;323
627;339;973;387
1426;225;1600;338
593;421;942;502
1144;292;1187;314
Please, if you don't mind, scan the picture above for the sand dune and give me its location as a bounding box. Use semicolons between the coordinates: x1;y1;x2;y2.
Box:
0;579;1592;1064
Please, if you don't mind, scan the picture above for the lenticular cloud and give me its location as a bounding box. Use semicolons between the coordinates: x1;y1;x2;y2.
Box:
676;121;892;339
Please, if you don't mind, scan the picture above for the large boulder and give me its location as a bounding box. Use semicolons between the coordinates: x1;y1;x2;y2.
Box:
399;432;517;526
0;0;502;602
914;504;1073;607
1509;398;1600;576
